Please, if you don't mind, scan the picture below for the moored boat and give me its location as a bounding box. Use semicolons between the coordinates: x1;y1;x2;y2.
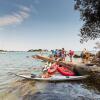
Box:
57;66;75;76
15;73;89;82
32;55;75;70
48;64;58;74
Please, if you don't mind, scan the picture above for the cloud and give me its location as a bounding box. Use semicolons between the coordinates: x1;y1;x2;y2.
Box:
0;6;31;26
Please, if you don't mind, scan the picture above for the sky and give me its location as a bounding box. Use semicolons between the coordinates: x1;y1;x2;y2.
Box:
0;0;99;51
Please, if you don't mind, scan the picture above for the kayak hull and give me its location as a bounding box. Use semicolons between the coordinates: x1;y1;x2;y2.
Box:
15;73;89;82
48;64;58;74
57;66;75;76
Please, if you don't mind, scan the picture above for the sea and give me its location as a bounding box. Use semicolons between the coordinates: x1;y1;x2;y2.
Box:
0;51;100;100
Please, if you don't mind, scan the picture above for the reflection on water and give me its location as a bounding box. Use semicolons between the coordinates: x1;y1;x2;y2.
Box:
0;52;100;100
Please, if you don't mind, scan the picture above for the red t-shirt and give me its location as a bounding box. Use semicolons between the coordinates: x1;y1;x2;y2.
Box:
69;50;74;56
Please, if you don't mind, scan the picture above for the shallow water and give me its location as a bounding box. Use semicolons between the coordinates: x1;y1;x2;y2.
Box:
0;51;100;100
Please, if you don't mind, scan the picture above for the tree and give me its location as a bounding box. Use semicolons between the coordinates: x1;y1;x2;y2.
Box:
74;0;100;43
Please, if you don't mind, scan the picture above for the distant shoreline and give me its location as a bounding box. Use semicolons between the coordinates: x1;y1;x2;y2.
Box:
0;49;98;53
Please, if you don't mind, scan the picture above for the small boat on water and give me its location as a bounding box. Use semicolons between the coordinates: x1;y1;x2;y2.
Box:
47;63;75;76
30;55;89;81
14;65;89;82
15;73;89;82
48;64;58;74
57;66;75;76
13;55;89;82
32;55;75;70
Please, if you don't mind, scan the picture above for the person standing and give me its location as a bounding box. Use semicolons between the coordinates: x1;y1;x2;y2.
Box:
61;48;66;61
68;50;74;62
81;48;90;63
81;48;87;63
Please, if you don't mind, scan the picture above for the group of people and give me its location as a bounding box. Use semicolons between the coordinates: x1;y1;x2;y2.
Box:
41;48;74;78
40;48;91;78
51;48;74;62
50;48;91;63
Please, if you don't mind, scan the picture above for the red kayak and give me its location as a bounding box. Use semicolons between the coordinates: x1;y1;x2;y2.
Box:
48;64;58;74
57;66;75;76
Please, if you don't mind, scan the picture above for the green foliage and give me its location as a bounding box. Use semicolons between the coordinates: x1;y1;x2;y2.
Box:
0;50;6;52
28;49;42;52
74;0;100;43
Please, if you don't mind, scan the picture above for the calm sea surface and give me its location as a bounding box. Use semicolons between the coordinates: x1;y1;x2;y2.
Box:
0;51;100;100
